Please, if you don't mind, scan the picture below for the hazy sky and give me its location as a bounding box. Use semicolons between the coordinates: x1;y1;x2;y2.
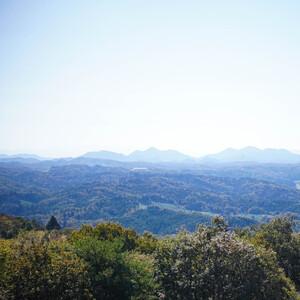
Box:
1;1;300;157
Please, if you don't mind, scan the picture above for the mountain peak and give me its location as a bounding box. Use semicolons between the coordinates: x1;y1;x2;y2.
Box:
81;147;193;163
82;150;126;161
146;147;159;151
128;148;191;162
241;146;260;151
202;147;300;164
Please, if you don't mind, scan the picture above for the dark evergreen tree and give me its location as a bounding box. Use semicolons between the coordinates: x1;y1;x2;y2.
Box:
46;216;61;230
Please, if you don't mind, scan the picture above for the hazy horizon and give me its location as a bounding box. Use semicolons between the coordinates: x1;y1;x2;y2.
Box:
1;1;300;157
1;145;300;160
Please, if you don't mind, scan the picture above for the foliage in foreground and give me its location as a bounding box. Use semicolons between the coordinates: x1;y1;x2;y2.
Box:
155;218;297;299
0;214;41;239
0;216;300;299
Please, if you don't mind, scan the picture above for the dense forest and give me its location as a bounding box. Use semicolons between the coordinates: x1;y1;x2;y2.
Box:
1;214;300;299
1;161;300;233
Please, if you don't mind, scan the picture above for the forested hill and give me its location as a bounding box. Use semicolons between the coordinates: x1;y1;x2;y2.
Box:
1;161;300;234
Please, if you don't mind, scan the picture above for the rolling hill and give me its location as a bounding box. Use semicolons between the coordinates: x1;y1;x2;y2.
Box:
1;161;300;234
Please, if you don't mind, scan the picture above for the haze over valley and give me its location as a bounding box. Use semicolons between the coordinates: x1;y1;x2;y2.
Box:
1;146;300;234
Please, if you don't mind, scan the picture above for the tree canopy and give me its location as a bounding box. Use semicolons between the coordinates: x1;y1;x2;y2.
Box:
0;216;300;299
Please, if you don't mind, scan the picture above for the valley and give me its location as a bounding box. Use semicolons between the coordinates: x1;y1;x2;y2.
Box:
1;155;300;234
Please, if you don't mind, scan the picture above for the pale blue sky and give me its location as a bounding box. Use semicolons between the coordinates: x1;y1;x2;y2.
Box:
1;1;300;157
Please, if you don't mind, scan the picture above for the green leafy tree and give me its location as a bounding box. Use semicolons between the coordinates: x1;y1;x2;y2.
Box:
251;216;300;288
0;214;41;239
1;231;92;299
73;236;134;299
124;252;158;300
136;231;158;254
0;239;12;300
155;224;298;300
72;225;158;300
71;222;138;251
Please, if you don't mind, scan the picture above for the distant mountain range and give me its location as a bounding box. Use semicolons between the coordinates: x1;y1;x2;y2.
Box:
203;147;300;164
83;147;300;164
1;147;300;165
0;153;47;160
83;147;192;163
